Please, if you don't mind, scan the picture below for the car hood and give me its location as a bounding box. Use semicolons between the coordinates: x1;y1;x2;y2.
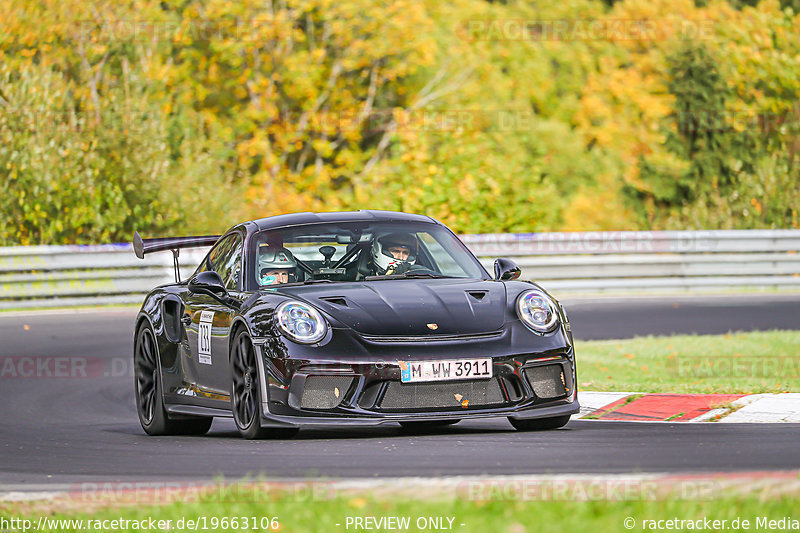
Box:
276;279;507;336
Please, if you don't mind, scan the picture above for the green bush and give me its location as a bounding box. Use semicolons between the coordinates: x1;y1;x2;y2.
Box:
2;0;800;242
0;62;240;245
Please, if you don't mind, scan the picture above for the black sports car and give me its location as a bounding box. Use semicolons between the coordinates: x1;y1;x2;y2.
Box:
132;210;579;438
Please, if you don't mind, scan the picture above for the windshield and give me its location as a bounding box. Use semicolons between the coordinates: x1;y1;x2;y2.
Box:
247;221;487;289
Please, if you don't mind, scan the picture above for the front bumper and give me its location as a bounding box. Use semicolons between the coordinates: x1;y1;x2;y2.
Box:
252;327;579;427
254;397;580;427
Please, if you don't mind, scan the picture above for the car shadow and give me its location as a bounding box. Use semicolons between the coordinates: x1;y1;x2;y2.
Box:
200;420;515;441
119;418;576;441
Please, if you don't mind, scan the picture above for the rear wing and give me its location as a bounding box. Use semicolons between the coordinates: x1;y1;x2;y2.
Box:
133;231;220;282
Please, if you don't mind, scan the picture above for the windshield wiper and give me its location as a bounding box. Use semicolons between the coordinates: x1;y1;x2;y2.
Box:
259;278;337;289
402;272;453;278
364;273;454;281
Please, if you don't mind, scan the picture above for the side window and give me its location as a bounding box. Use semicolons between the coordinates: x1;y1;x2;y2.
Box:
205;233;243;290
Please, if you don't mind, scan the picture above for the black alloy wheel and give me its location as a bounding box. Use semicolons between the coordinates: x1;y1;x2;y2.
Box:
231;329;297;439
135;323;212;436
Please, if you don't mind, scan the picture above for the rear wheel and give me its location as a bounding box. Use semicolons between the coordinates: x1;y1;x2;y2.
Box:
230;329;298;440
134;323;212;436
399;419;460;432
508;415;571;431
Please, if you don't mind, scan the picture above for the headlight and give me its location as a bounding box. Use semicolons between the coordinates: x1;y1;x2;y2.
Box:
516;289;559;333
276;301;327;344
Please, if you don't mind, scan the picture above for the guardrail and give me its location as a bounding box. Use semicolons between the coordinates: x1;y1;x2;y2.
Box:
0;244;208;309
1;230;798;309
464;230;800;293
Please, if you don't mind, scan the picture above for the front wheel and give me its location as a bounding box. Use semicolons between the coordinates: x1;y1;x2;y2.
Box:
508;415;571;431
134;323;212;436
230;329;298;440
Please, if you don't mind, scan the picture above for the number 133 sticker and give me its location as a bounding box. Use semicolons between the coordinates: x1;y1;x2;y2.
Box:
198;311;214;364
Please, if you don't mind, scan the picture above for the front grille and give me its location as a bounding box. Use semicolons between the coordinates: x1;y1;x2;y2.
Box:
379;379;506;411
300;376;354;409
361;331;503;343
524;365;567;399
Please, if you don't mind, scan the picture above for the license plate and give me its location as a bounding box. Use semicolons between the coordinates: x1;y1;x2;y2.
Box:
398;358;492;383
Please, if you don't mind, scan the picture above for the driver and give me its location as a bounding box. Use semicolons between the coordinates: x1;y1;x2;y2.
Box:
258;247;297;286
371;233;418;275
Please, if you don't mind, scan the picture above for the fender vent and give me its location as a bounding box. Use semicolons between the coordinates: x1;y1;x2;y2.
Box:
161;298;184;344
467;291;488;301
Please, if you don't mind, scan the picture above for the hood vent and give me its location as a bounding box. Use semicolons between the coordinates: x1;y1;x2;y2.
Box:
320;296;348;307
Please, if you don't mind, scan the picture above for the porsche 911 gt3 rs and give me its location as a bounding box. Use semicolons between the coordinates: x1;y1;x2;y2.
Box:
132;210;579;439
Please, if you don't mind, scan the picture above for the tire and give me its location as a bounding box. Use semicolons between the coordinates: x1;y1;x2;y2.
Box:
399;419;460;432
134;323;212;436
230;329;298;440
508;415;571;431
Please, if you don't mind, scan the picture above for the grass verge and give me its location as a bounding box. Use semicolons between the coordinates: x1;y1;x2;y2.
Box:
2;485;799;533
575;330;800;394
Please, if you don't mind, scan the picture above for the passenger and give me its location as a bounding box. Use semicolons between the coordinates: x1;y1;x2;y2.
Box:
259;248;297;286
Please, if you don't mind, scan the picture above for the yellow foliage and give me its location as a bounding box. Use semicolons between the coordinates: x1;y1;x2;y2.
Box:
2;0;800;241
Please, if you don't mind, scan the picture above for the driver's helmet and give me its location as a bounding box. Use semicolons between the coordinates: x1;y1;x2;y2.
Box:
372;232;418;275
258;247;297;285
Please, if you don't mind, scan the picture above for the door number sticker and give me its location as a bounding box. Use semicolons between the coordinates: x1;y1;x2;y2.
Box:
198;311;215;365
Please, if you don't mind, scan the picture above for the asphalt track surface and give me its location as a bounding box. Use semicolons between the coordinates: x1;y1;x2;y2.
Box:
1;294;798;485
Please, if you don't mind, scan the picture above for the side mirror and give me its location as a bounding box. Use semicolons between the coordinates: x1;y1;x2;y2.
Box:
188;270;228;296
494;258;521;281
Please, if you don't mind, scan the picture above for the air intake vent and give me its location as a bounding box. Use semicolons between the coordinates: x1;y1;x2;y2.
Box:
300;376;354;409
380;379;506;411
524;365;567;399
467;291;488;301
320;296;348;306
